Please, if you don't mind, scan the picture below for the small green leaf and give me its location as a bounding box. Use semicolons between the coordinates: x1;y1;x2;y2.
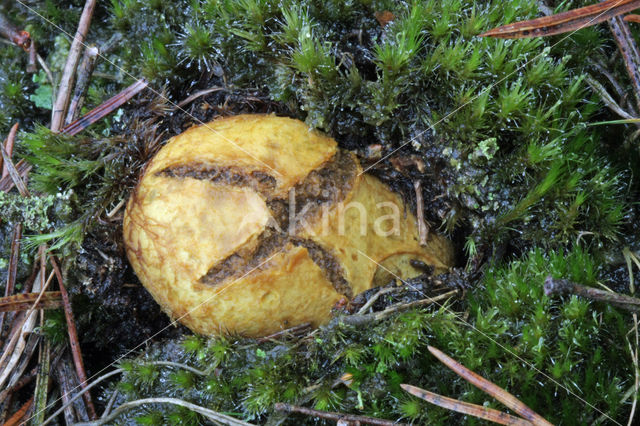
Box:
30;84;53;110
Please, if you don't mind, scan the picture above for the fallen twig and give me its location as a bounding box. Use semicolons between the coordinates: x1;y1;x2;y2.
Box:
0;224;22;336
0;143;28;197
0;122;19;179
544;276;640;312
76;398;254;426
608;15;640;114
275;402;406;426
585;74;637;120
100;390;118;420
413;179;428;246
64;33;123;125
32;337;51;425
43;360;207;425
51;0;97;132
50;256;97;419
0;251;50;389
0;334;39;405
339;289;458;326
56;352;89;423
356;286;397;314
257;322;312;343
625;14;640;23
43;368;122;425
65;45;99;125
0;366;36;404
0;124;29;197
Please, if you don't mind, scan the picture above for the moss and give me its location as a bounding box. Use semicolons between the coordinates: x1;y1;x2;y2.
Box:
8;0;627;258
0;0;638;423
108;248;632;424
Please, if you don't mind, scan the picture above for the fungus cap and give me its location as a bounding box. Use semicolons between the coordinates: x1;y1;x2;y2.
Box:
124;114;453;337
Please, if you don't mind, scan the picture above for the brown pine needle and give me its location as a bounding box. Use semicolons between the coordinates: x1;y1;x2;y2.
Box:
400;384;533;426
624;13;640;22
0;159;31;193
60;78;148;136
479;0;640;38
0;292;62;312
51;256;97;419
427;346;553;425
0;122;19;179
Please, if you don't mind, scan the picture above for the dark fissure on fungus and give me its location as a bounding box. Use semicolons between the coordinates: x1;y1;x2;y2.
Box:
160;164;277;197
159;150;358;298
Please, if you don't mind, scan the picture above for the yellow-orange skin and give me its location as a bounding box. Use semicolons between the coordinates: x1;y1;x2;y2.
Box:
124;114;453;337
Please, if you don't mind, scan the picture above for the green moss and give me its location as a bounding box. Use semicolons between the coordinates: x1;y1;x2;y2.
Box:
1;1;637;423
3;0;628;257
109;248;632;423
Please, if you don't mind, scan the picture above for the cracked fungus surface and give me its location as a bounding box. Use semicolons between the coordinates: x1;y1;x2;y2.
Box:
123;114;454;337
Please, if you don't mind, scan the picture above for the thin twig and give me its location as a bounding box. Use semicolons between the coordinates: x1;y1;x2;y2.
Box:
257;323;312;343
0;366;36;404
0;122;19;179
150;361;208;376
42;368;122;426
401;384;533;426
65;32;128;125
65;44;99;125
590;61;638;116
0;334;39;405
339;290;458;326
356;286;397;314
608;15;640;113
0;224;22;337
76;398;254;426
544;276;640;312
37;53;55;89
275;403;406;426
626;314;639;426
101;390;118;420
50;256;97;419
43;360;209;425
427;346;553;426
105;198;126;219
56;362;79;424
57;352;89;423
413;179;428;246
50;0;97;132
32;336;51;425
27;40;37;73
585;74;636;120
0;250;51;388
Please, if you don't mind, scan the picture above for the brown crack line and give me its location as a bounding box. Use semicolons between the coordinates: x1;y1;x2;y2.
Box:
155;151;358;297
